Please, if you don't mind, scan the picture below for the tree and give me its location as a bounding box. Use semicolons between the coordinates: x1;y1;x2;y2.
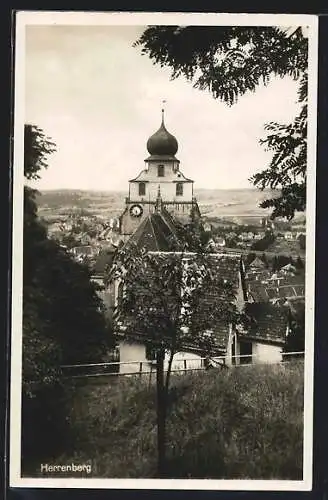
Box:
298;233;306;250
271;255;279;272
107;232;239;477
24;124;56;180
134;26;308;219
261;252;268;268
295;255;305;269
22;124;112;464
251;231;275;251
284;300;305;355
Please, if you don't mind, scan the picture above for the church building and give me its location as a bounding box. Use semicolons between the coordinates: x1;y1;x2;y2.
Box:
92;111;292;373
119;110;201;237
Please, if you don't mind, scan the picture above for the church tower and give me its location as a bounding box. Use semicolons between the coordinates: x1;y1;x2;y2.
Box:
119;109;200;236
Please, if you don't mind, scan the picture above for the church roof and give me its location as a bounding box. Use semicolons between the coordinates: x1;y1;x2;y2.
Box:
123;210;181;252
146;113;178;157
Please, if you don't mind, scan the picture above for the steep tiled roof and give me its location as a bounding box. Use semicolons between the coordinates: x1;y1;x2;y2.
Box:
123;210;181;252
240;302;288;344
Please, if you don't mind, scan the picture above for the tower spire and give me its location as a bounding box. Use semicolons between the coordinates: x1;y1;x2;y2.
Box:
161;99;166;125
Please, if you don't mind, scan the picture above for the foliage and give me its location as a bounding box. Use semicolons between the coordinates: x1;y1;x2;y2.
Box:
251;95;307;219
61;232;81;249
22;124;111;464
109;244;238;354
284;301;305;354
251;231;275;251
135;26;308;219
295;255;305;269
24;124;56;180
41;362;304;479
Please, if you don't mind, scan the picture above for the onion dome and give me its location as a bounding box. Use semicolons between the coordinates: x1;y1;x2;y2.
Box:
146;111;178;156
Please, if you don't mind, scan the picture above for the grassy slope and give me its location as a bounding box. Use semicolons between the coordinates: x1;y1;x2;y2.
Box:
29;362;304;480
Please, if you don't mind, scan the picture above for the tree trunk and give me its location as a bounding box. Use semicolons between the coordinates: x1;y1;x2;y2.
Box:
156;347;166;477
165;348;175;394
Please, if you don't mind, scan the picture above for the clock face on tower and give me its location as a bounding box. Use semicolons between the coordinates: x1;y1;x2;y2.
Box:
130;204;143;218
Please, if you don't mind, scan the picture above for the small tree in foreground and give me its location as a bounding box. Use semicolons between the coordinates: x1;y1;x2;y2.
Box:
107;240;239;476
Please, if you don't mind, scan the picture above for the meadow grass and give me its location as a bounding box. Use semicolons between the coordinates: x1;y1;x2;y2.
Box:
27;361;304;479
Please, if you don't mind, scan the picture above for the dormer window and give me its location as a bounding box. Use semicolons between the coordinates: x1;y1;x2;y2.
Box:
139;182;146;196
158;165;165;177
176;182;183;196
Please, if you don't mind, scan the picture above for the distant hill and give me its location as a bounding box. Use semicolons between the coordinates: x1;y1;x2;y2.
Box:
36;188;303;221
194;188;276;218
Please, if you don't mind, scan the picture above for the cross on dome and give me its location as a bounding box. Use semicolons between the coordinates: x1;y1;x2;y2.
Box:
161;99;166;123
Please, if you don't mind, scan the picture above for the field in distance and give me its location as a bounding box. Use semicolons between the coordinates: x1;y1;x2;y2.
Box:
36;188;303;223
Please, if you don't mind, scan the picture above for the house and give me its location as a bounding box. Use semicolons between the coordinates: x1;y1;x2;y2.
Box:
281;263;297;275
203;222;212;232
248;256;267;270
108;204;248;374
284;231;295;240
239;232;249;241
71;245;95;258
90;245;118;324
230;302;290;365
216;237;226;247
247;282;305;304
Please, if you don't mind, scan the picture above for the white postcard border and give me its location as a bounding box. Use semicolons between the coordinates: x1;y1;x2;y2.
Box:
9;10;319;491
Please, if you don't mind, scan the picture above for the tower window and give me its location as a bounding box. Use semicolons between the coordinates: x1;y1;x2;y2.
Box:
176;182;183;196
158;165;165;177
139;182;146;196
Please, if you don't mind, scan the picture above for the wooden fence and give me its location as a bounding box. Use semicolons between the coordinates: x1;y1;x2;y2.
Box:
61;351;304;380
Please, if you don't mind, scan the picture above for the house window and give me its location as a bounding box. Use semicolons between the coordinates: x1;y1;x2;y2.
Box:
176;182;183;196
158;165;165;177
145;343;157;362
139;182;146;196
239;341;252;364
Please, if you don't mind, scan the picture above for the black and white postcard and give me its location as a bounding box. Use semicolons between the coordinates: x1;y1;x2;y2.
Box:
9;11;318;491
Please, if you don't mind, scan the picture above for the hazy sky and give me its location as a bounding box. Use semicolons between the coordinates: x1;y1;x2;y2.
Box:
25;24;302;191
